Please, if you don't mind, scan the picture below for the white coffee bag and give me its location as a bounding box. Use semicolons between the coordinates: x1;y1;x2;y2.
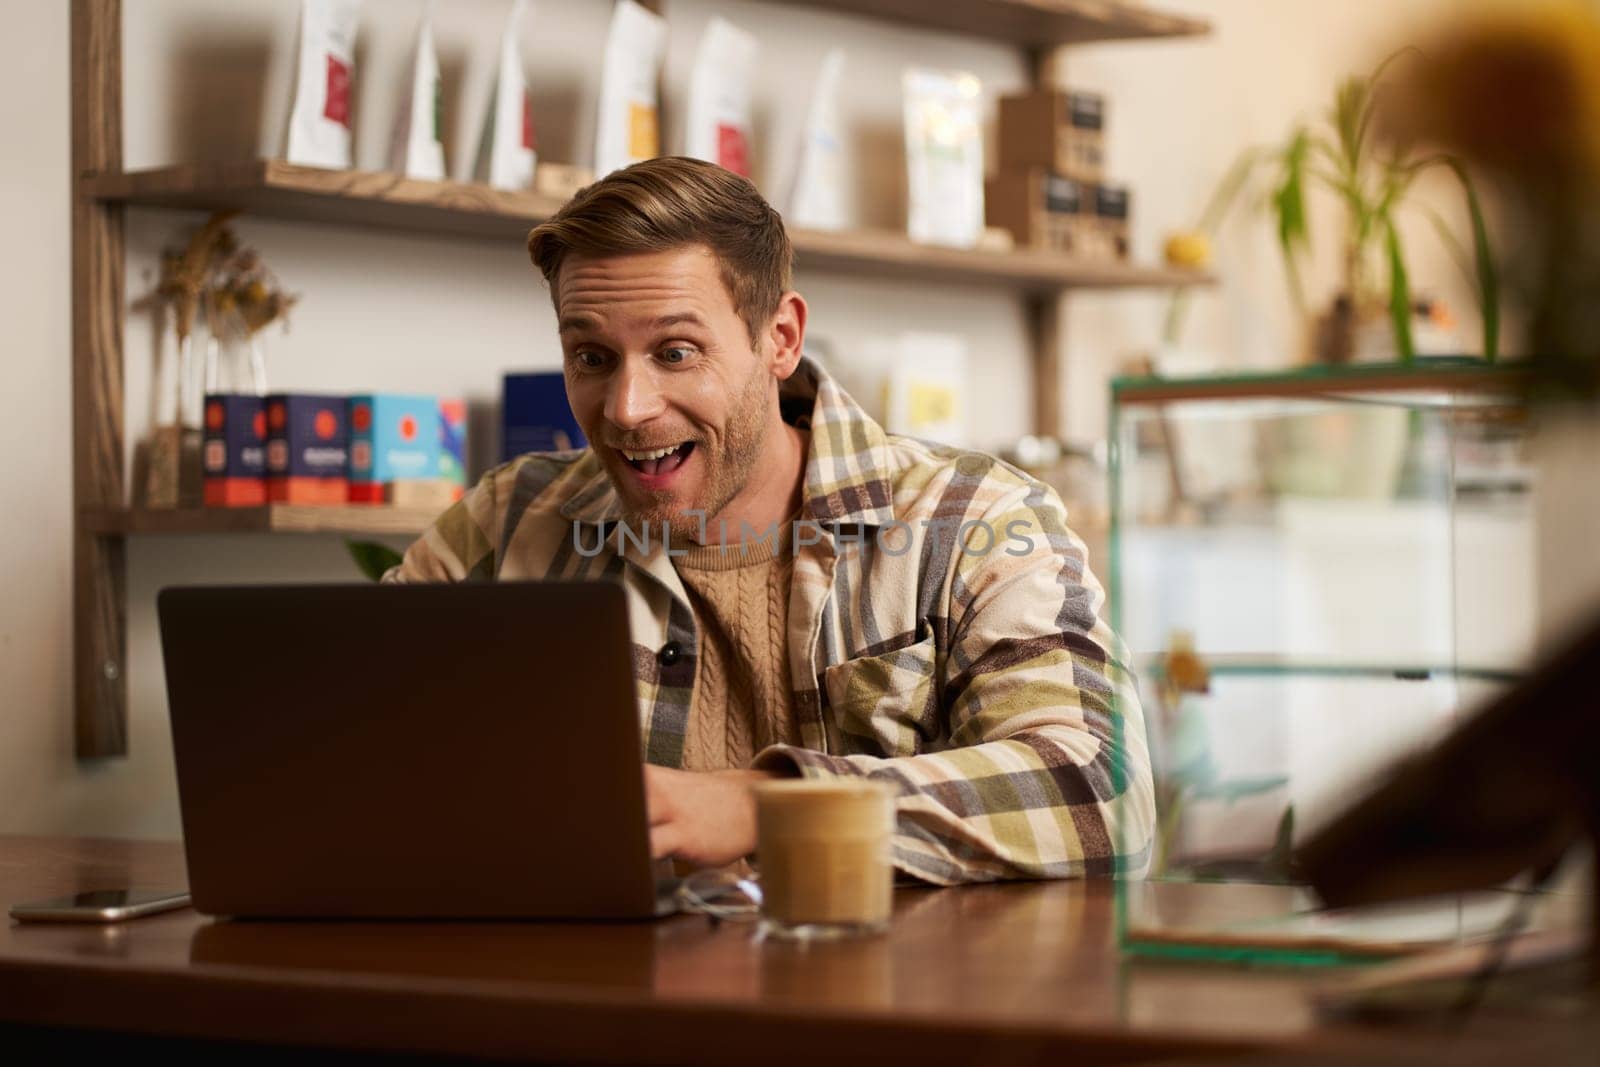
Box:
594;0;665;178
903;68;985;248
285;0;362;169
473;0;537;190
683;16;757;177
389;1;445;181
789;48;846;230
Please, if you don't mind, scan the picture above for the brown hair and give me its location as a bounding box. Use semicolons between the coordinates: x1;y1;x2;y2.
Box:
527;157;794;343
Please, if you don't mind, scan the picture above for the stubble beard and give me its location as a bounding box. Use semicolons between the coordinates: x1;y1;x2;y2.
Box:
623;363;772;543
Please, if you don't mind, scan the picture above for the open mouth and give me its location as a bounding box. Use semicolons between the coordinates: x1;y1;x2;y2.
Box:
617;441;696;477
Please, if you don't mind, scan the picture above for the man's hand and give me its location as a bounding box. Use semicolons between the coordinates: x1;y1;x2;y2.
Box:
644;766;776;869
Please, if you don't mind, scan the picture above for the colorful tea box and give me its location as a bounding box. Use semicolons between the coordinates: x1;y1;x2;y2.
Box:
202;394;267;507
438;397;468;502
265;393;348;505
347;394;440;504
502;372;585;461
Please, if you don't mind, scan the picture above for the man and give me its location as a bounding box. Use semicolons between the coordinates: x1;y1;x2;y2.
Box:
387;157;1154;885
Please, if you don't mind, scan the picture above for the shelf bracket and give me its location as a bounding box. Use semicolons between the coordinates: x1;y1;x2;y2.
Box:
1027;292;1065;440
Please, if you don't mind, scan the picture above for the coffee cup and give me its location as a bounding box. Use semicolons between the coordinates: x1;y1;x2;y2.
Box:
753;779;895;940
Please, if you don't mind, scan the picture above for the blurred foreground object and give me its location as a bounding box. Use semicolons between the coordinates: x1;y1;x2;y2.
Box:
1388;0;1600;398
1301;7;1600;989
1389;1;1600;647
1300;609;1599;974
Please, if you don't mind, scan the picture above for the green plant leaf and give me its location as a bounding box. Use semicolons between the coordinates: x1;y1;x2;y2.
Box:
1162;146;1273;345
1388;153;1501;362
1197;145;1273;233
1443;157;1501;362
1412;202;1478;299
1265;805;1296;882
1273;129;1312;314
346;539;403;582
1354;47;1422;168
1332;75;1368;175
1384;214;1416;363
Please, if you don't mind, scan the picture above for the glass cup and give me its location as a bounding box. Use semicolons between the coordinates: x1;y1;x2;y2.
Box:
753;779;896;940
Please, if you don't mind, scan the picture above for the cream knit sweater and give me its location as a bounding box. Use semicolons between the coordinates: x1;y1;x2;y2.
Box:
674;530;800;772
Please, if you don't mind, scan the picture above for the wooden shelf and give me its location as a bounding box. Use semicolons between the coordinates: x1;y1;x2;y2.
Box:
82;160;1213;294
68;0;1212;759
785;0;1209;47
84;505;441;537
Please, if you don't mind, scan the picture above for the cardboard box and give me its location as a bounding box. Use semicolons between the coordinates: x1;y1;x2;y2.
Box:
265;393;348;505
502;372;585;461
202;394;267;507
388;479;463;511
997;89;1105;183
985;169;1089;254
534;162;595;201
1090;183;1132;261
347;394;440;504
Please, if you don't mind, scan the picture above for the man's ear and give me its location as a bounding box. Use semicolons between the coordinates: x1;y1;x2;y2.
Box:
765;291;808;380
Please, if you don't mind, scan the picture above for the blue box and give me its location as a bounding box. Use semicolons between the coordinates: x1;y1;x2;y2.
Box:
347;394;441;503
202;394;266;507
502;372;584;461
265;393;348;505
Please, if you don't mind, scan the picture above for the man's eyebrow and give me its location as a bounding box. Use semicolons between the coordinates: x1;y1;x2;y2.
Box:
650;313;708;330
557;312;708;334
558;313;602;333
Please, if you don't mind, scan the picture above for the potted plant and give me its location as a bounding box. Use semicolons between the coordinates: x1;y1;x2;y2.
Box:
1164;50;1500;365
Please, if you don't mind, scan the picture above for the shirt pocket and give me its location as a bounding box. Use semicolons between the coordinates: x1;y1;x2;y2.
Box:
821;628;943;758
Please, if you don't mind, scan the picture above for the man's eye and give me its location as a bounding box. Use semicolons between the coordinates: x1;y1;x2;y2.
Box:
574;350;606;370
660;347;694;365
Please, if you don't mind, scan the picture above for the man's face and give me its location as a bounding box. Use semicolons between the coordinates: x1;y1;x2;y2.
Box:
556;245;774;536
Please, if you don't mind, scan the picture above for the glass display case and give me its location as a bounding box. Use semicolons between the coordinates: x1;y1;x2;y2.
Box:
1107;361;1545;964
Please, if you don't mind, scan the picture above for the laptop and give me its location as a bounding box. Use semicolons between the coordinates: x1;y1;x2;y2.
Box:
158;581;678;920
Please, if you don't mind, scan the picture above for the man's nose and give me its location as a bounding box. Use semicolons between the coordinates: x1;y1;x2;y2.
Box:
603;360;666;430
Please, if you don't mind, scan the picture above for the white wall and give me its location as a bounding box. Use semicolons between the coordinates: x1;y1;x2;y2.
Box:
1;0;1493;838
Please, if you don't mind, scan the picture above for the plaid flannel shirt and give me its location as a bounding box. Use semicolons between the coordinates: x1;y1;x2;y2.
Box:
385;358;1154;884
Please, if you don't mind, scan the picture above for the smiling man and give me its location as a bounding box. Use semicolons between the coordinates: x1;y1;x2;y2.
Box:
386;157;1154;884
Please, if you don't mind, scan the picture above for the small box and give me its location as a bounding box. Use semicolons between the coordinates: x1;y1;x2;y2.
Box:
502;372;585;461
534;162;595;201
202;394;267;507
985;169;1089;253
998;89;1105;183
1090;183;1132;261
388;479;463;511
438;397;468;502
347;394;441;504
265;393;348;505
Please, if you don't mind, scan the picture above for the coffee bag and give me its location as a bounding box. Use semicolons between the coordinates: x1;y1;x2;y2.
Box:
390;1;445;181
683;16;757;177
285;0;362;169
473;0;537;190
594;0;665;177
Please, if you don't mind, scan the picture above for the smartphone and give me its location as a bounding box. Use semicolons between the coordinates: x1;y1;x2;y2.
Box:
9;888;192;923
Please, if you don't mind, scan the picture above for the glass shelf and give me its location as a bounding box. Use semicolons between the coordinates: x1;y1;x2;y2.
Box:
1137;654;1523;684
1108;361;1538;965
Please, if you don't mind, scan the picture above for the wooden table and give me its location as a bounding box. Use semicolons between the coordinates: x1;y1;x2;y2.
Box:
0;835;1590;1064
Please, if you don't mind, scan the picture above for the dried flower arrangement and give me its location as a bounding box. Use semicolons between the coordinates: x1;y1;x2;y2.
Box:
142;212;298;508
203;247;300;396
